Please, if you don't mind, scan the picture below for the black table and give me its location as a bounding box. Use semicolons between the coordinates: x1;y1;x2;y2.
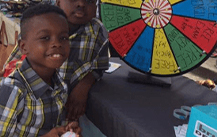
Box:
85;58;217;137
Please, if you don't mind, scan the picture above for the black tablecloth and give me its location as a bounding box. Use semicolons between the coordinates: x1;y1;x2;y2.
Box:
86;58;217;137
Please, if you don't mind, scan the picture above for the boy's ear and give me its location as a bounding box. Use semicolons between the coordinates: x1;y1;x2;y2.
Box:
56;0;60;6
19;39;28;55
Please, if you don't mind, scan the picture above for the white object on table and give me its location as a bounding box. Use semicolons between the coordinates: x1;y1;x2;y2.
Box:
61;131;76;137
174;124;188;137
105;62;121;73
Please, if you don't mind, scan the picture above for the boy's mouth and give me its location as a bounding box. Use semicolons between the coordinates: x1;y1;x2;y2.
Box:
48;54;63;58
52;54;61;58
74;11;85;18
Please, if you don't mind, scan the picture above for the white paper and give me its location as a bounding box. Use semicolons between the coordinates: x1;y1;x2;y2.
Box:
174;124;188;137
105;62;121;73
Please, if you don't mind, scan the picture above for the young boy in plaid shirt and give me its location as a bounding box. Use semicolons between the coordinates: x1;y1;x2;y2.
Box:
1;0;109;121
0;4;80;136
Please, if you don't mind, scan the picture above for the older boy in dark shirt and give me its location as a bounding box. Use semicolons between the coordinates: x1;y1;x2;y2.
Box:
56;0;109;120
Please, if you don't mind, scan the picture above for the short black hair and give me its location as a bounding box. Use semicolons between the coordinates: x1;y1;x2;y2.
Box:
20;4;67;39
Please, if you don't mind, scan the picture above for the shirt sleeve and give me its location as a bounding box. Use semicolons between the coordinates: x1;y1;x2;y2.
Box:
67;18;110;85
0;79;24;136
90;18;109;80
90;18;109;71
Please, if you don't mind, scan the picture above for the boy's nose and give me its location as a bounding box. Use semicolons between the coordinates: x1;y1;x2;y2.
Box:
51;39;62;48
76;0;86;7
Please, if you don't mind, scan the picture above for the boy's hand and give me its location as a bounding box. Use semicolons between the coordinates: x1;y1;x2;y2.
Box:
41;121;81;137
65;121;81;135
41;126;66;137
197;79;216;89
66;72;95;120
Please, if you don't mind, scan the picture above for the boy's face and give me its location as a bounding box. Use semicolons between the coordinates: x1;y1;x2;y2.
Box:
20;13;70;72
57;0;96;26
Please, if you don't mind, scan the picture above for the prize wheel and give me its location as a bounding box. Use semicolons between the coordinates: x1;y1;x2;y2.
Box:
100;0;217;76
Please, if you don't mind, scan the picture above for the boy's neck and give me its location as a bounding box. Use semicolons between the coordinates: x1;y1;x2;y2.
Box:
69;23;81;34
27;59;55;86
37;69;55;86
41;74;54;86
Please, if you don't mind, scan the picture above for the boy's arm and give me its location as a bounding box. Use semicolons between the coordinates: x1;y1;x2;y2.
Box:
0;81;24;136
66;18;109;120
66;72;95;120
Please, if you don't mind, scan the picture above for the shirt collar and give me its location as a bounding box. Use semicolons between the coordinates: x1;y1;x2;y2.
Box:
18;59;66;99
69;24;85;38
69;20;94;39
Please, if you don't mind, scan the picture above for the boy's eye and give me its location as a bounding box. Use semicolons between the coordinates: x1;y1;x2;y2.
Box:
61;36;69;41
86;0;96;4
70;0;96;4
40;36;50;40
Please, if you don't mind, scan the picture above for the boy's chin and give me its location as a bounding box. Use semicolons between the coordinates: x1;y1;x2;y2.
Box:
47;62;65;69
50;64;64;69
68;18;91;26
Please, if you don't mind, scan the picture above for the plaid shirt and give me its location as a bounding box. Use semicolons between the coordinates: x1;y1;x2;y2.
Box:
5;18;109;90
0;59;68;136
59;18;109;88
